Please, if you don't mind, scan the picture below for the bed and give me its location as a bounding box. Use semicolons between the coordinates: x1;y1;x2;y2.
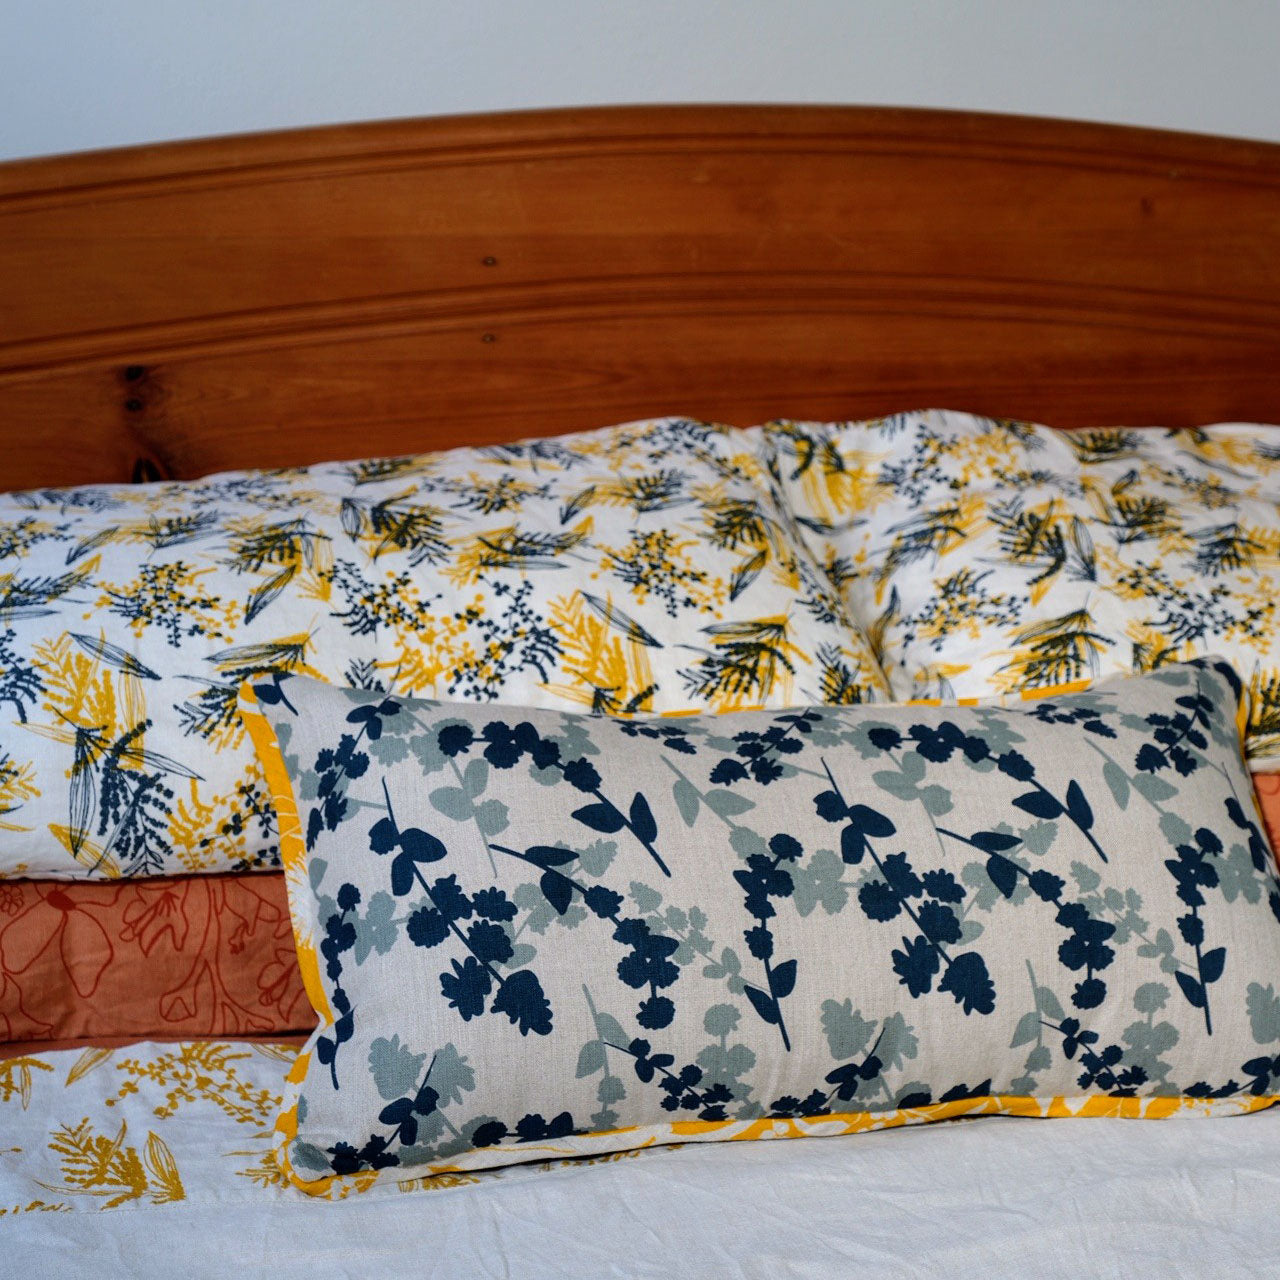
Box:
3;105;1280;1277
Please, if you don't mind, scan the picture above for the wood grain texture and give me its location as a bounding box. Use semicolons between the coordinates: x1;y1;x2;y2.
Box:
2;105;1279;488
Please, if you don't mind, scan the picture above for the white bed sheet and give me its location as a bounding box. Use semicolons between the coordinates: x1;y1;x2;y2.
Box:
4;1041;1280;1279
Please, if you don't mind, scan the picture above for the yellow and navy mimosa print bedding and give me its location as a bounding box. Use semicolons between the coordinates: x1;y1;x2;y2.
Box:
762;412;1280;765
0;418;887;881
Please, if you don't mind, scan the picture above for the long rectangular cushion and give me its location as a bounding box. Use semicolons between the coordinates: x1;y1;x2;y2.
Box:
243;657;1280;1196
0;418;888;880
761;412;1280;765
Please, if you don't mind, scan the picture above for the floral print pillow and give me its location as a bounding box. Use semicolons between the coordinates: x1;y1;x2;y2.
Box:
242;658;1280;1197
761;411;1280;765
0;418;887;880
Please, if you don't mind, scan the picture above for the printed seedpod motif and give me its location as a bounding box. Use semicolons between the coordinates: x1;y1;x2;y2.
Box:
0;419;888;880
760;413;1280;766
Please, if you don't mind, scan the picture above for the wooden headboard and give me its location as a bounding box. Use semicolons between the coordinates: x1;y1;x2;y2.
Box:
3;104;1279;490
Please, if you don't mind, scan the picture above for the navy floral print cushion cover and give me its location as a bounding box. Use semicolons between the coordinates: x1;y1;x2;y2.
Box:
241;658;1280;1197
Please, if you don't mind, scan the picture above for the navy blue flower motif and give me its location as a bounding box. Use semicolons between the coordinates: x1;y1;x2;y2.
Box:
375;790;554;1038
708;711;819;788
938;1079;994;1104
1164;826;1227;1033
438;1106;584;1154
583;885;624;918
881;852;923;900
480;721;535;769
922;869;965;903
937;952;996;1015
437;723;474;757
615;920;680;991
1242;1054;1280;1097
406;905;449;949
1027;701;1117;740
909;721;971;763
430;874;473;922
1136;685;1213;776
440;956;491;1020
1224;796;1272;874
732;832;804;1047
562;757;602;792
891;935;940;997
467;920;515;966
327;1142;372;1176
472;1120;508;1147
937;821;1114;1011
767;1089;833;1118
821;758;994;1015
1056;903;1116;973
513;1111;578;1142
637;995;676;1029
490;842;680;1028
609;1039;731;1120
1073;977;1106;1009
320;911;356;978
918;899;964;945
490;969;553;1036
859;880;901;922
996;750;1036;782
530;736;562;770
345;697;401;741
616;721;697;754
307;730;374;849
867;725;903;752
1028;870;1064;901
472;887;518;922
709;757;750;786
1048;1017;1147;1093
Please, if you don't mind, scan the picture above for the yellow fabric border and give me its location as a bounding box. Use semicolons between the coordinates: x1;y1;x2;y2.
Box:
239;684;332;1028
279;1088;1279;1200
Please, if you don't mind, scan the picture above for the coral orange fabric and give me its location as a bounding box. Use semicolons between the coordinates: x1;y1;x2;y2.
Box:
0;873;311;1045
1255;773;1280;860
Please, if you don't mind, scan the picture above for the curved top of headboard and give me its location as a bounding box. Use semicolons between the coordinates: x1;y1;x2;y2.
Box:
2;104;1279;488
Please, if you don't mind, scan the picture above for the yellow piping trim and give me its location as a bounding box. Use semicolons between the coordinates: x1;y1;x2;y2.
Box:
281;1090;1278;1198
239;683;333;1027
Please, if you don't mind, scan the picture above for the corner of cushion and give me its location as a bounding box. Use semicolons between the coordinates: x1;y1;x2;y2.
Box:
1234;671;1253;766
238;680;333;1028
238;681;305;876
273;1057;338;1199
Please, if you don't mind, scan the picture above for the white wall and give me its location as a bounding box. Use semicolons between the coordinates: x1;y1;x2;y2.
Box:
4;1;1279;161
